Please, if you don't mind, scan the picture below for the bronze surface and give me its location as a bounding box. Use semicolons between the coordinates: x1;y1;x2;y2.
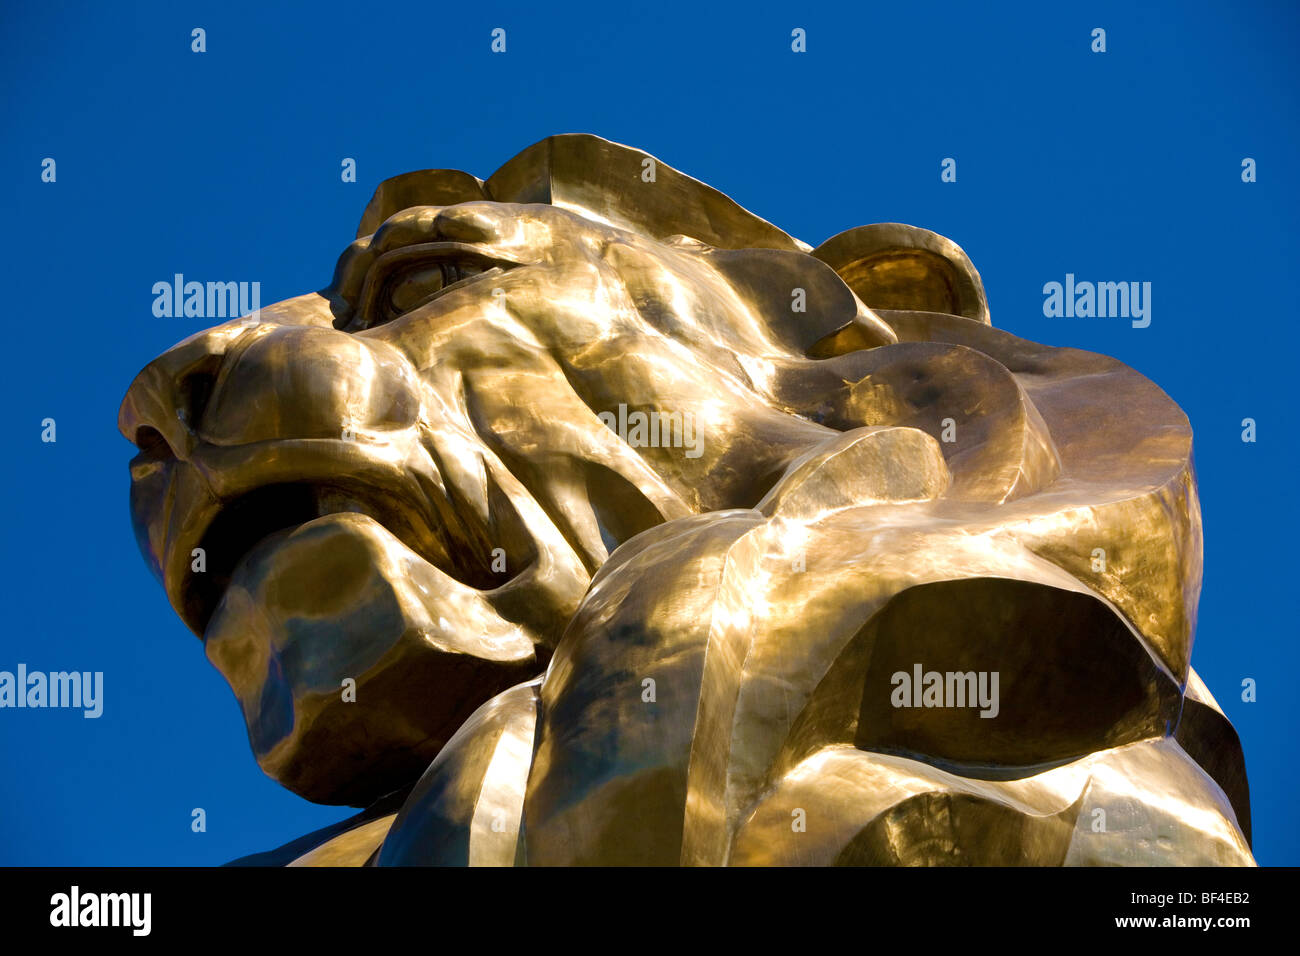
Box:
120;134;1252;865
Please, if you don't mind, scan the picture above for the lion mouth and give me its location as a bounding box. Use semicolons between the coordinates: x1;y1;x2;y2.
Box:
178;479;457;637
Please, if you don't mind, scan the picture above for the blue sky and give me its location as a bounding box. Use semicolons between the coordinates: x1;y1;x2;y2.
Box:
2;0;1296;865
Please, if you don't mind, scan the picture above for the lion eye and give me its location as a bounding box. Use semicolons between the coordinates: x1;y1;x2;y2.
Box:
383;260;489;320
388;266;448;314
343;241;511;334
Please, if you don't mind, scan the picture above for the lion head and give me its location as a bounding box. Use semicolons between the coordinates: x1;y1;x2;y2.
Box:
120;135;1250;865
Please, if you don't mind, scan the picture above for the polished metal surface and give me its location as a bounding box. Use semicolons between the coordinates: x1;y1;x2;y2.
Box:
119;133;1252;865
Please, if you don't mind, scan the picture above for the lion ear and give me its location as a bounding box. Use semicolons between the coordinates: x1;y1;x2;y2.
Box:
356;170;488;239
702;247;897;354
812;223;990;325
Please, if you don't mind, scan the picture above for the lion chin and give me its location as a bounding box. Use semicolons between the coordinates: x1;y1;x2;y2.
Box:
120;134;1252;867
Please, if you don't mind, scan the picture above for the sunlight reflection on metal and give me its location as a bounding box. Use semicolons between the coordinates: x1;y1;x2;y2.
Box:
119;134;1252;866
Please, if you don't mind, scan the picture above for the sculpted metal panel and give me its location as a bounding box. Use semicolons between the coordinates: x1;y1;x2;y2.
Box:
119;134;1252;866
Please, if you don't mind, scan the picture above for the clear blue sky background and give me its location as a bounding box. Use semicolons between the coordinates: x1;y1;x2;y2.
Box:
2;0;1296;865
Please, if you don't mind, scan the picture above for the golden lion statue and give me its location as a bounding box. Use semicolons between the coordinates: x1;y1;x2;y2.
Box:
119;134;1252;866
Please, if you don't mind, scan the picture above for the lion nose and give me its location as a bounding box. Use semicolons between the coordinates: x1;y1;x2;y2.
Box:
119;324;422;457
203;325;422;445
118;325;239;461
